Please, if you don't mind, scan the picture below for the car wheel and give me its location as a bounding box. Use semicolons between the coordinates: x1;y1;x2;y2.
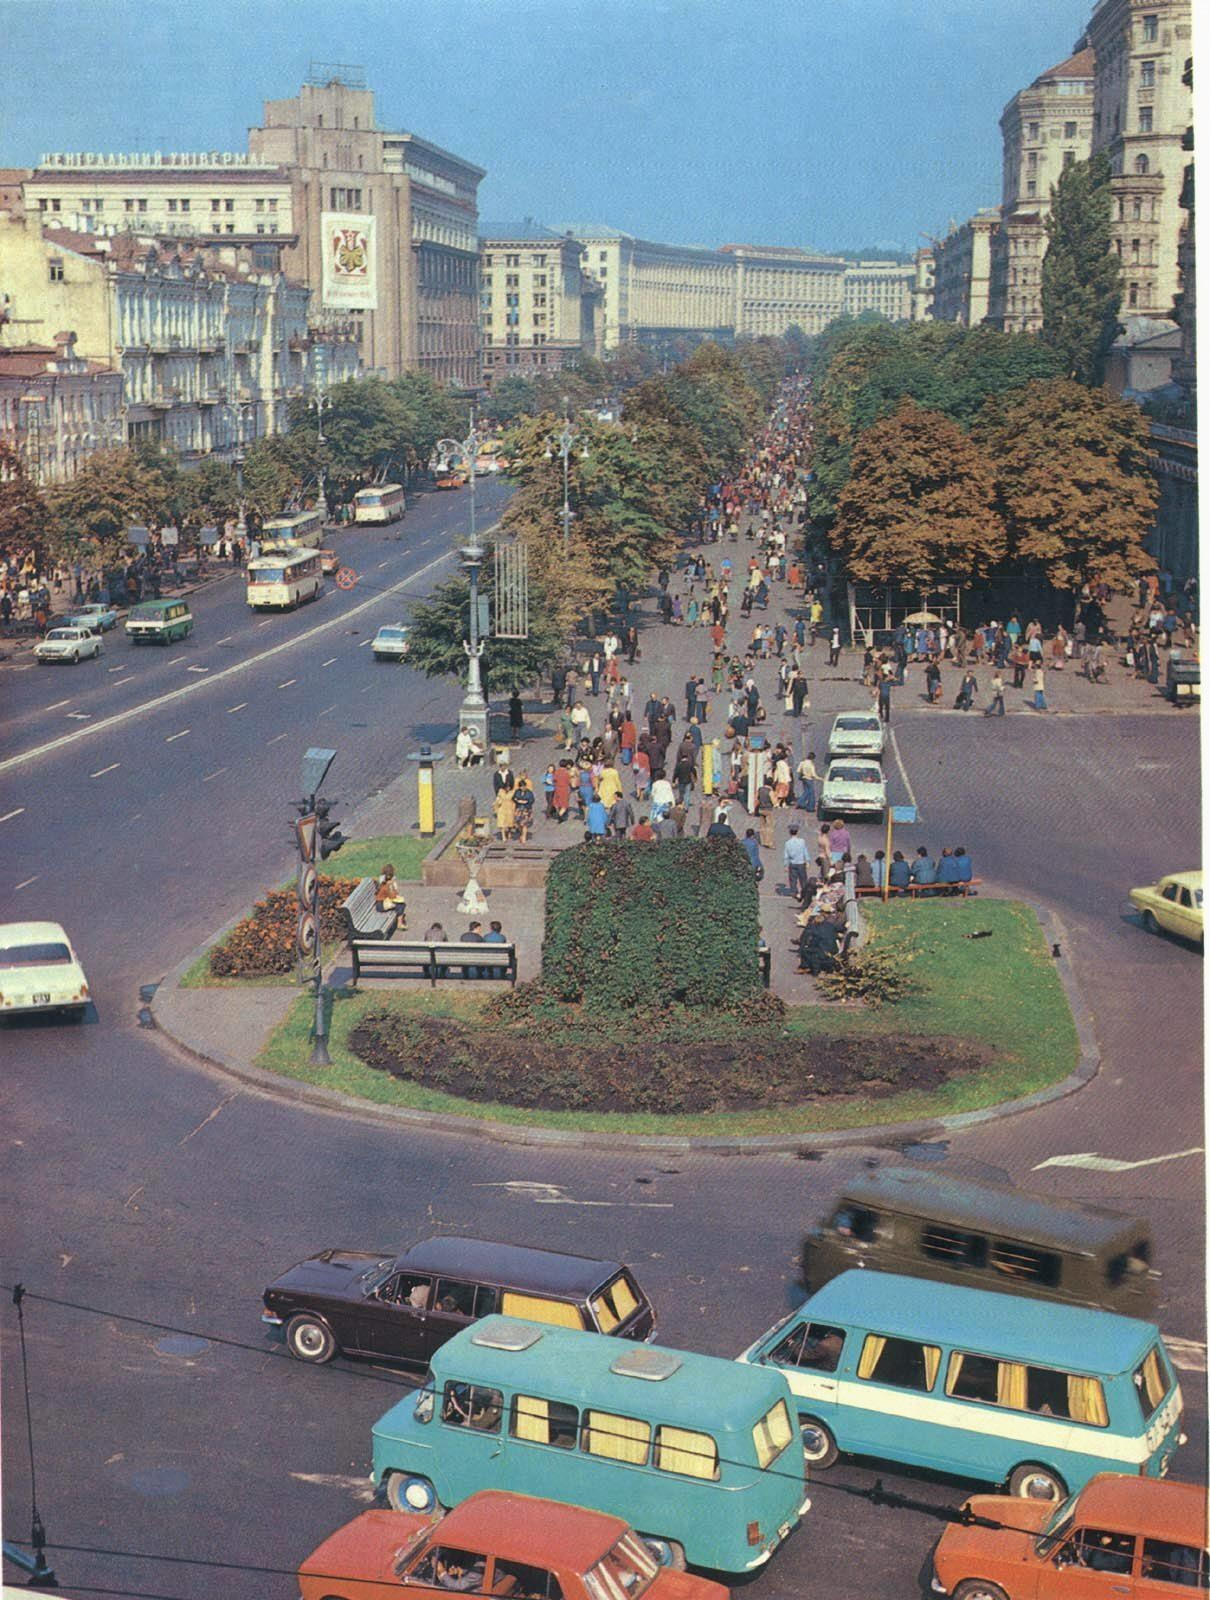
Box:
385;1472;438;1513
285;1313;337;1364
70;651;80;663
1008;1463;1066;1502
953;1581;1010;1600
640;1537;686;1570
1142;910;1161;936
799;1415;838;1469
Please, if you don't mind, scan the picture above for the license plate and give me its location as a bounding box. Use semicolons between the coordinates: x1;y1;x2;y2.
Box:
32;993;50;1005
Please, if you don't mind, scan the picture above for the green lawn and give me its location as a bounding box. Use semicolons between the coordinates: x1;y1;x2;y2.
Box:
251;898;1080;1136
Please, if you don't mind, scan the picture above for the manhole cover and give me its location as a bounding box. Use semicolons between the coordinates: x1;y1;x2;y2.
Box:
128;1466;190;1496
153;1334;209;1357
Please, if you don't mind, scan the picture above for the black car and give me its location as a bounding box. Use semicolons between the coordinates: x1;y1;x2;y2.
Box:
262;1235;656;1365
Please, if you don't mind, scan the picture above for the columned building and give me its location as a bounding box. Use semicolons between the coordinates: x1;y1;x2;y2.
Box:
911;247;935;320
564;227;734;351
1087;0;1194;315
723;245;847;337
479;226;600;386
841;260;914;321
930;208;1001;324
988;48;1095;333
0;332;123;483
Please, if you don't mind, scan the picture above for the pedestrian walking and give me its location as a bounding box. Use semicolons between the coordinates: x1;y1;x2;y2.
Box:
828;625;842;667
877;675;893;725
784;826;810;902
1031;665;1048;712
508;689;524;741
984;671;1006;717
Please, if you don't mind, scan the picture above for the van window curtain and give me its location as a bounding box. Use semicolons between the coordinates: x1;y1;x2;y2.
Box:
946;1352;965;1394
611;1277;639;1320
655;1425;720;1480
585;1410;650;1464
857;1335;886;1380
997;1362;1028;1410
1067;1375;1109;1426
592;1293;619;1333
501;1292;584;1329
513;1394;549;1444
923;1345;941;1390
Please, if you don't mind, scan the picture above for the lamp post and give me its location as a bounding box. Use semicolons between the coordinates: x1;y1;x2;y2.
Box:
457;404;488;743
544;395;588;553
310;345;330;521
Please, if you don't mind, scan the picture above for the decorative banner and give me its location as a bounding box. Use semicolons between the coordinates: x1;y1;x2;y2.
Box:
321;212;378;311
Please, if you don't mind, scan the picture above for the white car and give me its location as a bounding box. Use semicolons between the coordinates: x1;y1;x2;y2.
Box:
820;759;888;822
828;711;885;761
372;624;411;661
0;921;91;1020
35;626;103;664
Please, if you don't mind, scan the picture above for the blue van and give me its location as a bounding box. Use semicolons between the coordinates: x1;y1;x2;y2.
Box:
737;1271;1184;1503
371;1315;809;1573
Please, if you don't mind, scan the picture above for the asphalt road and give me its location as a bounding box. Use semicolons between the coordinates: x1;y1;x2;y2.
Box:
1;519;1204;1600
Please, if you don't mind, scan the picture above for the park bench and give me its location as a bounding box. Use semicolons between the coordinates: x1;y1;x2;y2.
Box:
341;878;400;943
348;937;517;987
854;881;982;899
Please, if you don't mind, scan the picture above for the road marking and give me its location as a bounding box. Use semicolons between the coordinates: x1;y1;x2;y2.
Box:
14;876;38;890
886;727;919;814
46;698;72;710
165;729;190;743
267;732;289;744
66;711;91;720
317;705;335;717
202;767;227;783
0;808;26;822
226;702;247;714
1033;1147;1203;1173
358;638;371;648
0;531;486;776
376;560;389;569
167;655;187;664
1164;1336;1206;1373
321;657;338;667
90;763;121;778
257;619;274;627
108;665;126;673
186;665;209;674
277;678;297;688
470;1180;672;1210
215;635;233;645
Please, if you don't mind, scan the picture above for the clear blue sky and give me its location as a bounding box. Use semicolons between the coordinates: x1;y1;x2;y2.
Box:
2;0;1092;253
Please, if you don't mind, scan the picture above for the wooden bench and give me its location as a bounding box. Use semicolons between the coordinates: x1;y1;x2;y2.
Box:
341;878;399;943
855;880;982;898
349;938;517;987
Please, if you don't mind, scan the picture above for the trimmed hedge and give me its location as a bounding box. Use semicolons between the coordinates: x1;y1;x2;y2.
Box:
541;839;762;1010
209;877;359;978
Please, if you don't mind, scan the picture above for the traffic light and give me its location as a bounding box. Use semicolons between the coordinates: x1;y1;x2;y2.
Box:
315;798;349;860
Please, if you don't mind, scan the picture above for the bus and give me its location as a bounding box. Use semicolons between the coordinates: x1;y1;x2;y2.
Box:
260;508;325;546
352;483;406;524
246;547;324;610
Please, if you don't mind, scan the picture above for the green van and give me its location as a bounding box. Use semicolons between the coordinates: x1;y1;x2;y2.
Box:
125;598;193;645
802;1166;1158;1315
371;1315;808;1574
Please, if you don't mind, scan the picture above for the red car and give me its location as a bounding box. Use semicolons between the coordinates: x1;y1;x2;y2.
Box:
298;1490;729;1599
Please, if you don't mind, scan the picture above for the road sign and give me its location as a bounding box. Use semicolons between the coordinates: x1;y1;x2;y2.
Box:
295;813;317;862
891;805;918;824
296;908;317;960
296;862;317;910
335;567;358;590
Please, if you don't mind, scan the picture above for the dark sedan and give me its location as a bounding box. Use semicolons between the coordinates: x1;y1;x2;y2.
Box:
262;1235;655;1366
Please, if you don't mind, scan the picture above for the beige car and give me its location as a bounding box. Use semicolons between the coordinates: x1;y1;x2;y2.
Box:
1129;870;1203;946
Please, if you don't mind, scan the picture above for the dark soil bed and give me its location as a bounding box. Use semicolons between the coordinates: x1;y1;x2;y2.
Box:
348;1010;991;1115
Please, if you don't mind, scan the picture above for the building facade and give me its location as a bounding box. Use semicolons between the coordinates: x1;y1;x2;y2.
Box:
930;207;1001;324
911;247;935;320
0;332;123;483
723;245;847;338
841;260;914;321
988;48;1095;332
566;228;735;351
479;227;601;386
1087;0;1194;315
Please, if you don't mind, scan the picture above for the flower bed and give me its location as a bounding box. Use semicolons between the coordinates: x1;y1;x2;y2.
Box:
208;877;359;978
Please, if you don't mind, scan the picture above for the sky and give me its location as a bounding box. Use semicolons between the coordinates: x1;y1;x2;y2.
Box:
2;0;1094;254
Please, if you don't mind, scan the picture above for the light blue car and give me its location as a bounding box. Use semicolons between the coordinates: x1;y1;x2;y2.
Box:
66;603;119;633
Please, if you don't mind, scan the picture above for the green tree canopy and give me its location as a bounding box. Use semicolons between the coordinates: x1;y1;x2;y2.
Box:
405;561;565;689
1041;152;1123;385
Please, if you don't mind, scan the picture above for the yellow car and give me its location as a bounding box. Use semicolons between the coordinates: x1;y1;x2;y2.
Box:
1129;870;1203;945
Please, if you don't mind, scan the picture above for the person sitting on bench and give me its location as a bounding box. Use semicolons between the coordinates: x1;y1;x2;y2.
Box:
374;864;407;924
797;915;841;975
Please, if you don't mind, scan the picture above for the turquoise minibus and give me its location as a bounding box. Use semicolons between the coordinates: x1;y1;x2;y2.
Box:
371;1315;809;1574
738;1271;1185;1504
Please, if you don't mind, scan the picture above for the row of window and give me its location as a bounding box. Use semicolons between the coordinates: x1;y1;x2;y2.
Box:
1024;120;1082;141
329;187;364;211
484;351;551;367
483;253;549;268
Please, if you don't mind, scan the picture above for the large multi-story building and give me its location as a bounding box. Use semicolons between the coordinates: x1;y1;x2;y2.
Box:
841;260;914;321
0;331;123;484
249;70;484;386
930;207;1002;324
479;226;601;386
563;227;735;352
911;247;935;320
988;48;1095;332
722;244;846;337
1087;0;1194;315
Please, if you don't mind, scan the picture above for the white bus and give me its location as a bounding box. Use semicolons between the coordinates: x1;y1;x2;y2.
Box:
246;547;324;610
260;508;326;546
352;483;406;524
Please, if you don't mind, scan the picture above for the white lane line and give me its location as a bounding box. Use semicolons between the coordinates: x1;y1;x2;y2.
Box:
186;665;209;674
0;531;481;776
267;732;289;745
376;560;389;569
321;657;338;667
46;698;72;711
108;665;127;674
215;635;233;645
202;766;228;782
358;638;371;648
277;678;297;688
165;728;190;743
66;711;91;720
317;705;335;717
227;702;248;714
886;726;920;814
168;655;187;665
1;808;27;822
257;619;274;628
14;876;38;890
90;763;121;778
130;812;142;822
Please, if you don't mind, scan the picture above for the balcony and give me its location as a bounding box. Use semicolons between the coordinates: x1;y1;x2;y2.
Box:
147;391;176;410
197;390;221;406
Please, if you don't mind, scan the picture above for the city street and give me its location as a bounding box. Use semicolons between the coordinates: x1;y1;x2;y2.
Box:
2;516;1203;1599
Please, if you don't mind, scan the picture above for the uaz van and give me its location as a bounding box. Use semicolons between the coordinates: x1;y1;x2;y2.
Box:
125;598;193;644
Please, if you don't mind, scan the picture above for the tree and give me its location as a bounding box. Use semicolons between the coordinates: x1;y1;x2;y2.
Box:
975;378;1157;590
405;563;565;690
0;440;52;550
46;448;171;565
831;400;1006;584
1041;152;1123;385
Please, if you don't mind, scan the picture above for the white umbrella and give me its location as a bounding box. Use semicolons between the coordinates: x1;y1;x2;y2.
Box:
904;610;942;625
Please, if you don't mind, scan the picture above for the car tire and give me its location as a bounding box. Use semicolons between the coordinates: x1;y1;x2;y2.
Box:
953;1582;1010;1600
799;1415;838;1469
640;1537;686;1570
385;1472;438;1514
285;1313;337;1364
1142;910;1161;936
1007;1462;1066;1502
70;651;80;663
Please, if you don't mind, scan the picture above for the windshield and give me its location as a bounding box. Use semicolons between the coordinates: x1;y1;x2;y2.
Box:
830;766;881;784
1195;889;1204;907
130;605;168;620
1133;1346;1173;1423
1035;1493;1079;1559
45;630;76;640
585;1532;658;1600
377;628;406;640
837;717;878;731
249;568;287;584
0;942;73;967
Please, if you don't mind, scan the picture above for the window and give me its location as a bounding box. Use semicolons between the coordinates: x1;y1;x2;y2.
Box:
225;198;234;211
269;197;277;210
591;1275;639;1333
167;199;177;212
125;198;135;213
535;274;547;287
1132;238;1141;259
921;1226;987;1267
211;198;221;211
989;1241;1060;1286
533;314;546;326
499;1291;583;1328
255;198;264;212
1027;121;1039;141
493;1560;562;1600
505;254;520;267
505;274;519;289
441;1381;503;1432
48;258;65;282
947;1353;1027;1407
1129;282;1140;306
433;1279;476;1317
408;1545;488;1592
1027;151;1039;169
856;1335;941;1392
752;1400;794;1469
1141;1538;1206;1587
583;1409;650;1464
510;1393;579;1448
771;1321;846;1372
532;253;546;266
138;199;147;212
473;1284;499;1317
1056;1529;1135;1576
830;1204;880;1243
1027;180;1037;197
1142;13;1158;41
180;199;189;212
1140;107;1154;133
1133;1347;1172;1421
1141;59;1157;88
654;1424;719;1480
483;254;493;267
1133;197;1144;219
256;224;265;235
1064;121;1078;139
1064;150;1076;166
377;1270;431;1308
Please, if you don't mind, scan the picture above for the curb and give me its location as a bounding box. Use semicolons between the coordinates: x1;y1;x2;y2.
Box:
149;900;1099;1155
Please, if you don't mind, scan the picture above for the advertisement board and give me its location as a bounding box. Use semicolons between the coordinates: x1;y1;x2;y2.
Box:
320;211;378;311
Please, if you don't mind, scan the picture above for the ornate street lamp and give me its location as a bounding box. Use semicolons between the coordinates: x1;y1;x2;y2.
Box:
544;395;589;552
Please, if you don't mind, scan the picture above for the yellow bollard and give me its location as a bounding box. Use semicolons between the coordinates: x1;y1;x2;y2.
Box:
702;738;718;796
418;757;436;836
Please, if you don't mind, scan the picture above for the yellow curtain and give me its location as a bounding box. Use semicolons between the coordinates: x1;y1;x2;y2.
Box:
611;1278;639;1320
656;1425;719;1480
857;1335;886;1380
945;1353;965;1395
593;1294;619;1333
586;1411;650;1465
1139;1349;1166;1411
923;1346;941;1390
513;1394;549;1444
501;1292;584;1329
1067;1375;1109;1427
753;1402;794;1469
997;1362;1028;1410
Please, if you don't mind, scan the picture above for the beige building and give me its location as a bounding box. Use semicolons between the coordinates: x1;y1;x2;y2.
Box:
566;227;735;351
0;332;123;483
479;226;601;386
988;48;1095;332
841;260;914;321
249;72;483;386
930;207;1001;324
911;247;935;320
723;245;847;338
1087;0;1194;315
